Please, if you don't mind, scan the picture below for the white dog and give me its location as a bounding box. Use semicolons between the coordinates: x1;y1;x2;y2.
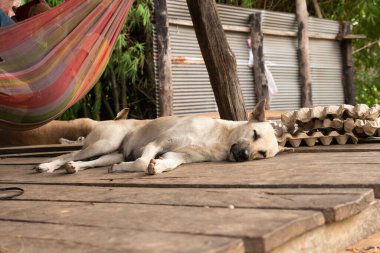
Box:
35;100;280;175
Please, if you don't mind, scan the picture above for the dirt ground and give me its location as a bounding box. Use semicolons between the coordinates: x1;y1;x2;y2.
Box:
341;231;380;253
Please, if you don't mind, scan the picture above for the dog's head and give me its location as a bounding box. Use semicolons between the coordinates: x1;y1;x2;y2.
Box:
228;100;279;162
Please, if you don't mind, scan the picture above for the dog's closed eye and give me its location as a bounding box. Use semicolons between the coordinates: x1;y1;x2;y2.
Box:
258;150;267;158
253;130;260;141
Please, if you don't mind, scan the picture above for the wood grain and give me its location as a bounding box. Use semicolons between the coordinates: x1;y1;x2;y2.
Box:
0;200;323;253
1;142;380;252
2;150;380;195
1;184;373;223
0;221;244;253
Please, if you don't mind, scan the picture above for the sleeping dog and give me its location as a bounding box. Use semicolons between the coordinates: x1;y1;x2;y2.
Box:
35;100;280;175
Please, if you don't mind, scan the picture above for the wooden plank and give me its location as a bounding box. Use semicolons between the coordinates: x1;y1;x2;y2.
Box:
0;142;378;160
263;29;339;40
271;201;380;253
343;34;366;39
168;19;361;41
169;18;251;33
0;151;71;158
0;144;81;155
0;221;244;253
293;143;380;153
0;200;324;253
2;150;380;195
2;184;373;223
1;144;379;252
0;157;48;165
307;32;337;40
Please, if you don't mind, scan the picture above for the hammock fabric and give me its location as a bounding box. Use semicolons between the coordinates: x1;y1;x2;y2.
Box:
0;0;133;130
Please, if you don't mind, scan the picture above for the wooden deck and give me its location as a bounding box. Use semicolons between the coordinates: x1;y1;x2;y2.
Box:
1;142;380;253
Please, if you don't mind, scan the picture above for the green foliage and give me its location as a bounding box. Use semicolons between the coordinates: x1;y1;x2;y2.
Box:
351;2;380;106
45;0;64;6
44;0;155;120
315;0;380;106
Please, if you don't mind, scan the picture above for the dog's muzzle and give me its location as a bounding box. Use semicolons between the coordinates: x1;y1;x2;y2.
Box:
229;143;250;162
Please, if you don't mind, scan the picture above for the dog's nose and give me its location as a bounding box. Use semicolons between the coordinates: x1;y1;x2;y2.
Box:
230;144;250;162
238;149;250;161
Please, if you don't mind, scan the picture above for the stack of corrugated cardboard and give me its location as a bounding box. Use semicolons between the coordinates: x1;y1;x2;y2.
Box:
274;104;380;147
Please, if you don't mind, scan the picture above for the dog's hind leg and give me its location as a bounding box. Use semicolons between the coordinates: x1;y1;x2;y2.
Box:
147;152;191;175
64;152;124;174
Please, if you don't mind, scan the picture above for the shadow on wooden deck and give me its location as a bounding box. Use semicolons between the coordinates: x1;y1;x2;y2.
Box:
1;142;380;253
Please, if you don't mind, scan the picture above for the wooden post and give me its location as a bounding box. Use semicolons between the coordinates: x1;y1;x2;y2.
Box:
249;13;269;108
154;0;173;116
341;22;355;105
186;0;247;121
296;0;313;108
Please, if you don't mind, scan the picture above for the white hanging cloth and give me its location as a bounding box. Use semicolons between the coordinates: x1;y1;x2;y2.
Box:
247;38;278;102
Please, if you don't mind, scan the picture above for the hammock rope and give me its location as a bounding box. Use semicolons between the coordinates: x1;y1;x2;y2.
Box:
0;0;134;130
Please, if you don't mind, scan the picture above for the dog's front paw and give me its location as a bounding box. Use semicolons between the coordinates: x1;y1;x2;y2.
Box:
64;162;79;174
34;164;55;173
147;159;157;175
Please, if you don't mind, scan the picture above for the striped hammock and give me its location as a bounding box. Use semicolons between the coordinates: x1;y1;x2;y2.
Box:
0;0;133;130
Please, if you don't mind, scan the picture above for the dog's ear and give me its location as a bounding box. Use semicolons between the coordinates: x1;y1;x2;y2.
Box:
114;108;129;120
249;99;267;122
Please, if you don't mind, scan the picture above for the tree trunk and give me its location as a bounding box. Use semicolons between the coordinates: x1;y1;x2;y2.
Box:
296;0;313;108
154;0;173;116
186;0;247;121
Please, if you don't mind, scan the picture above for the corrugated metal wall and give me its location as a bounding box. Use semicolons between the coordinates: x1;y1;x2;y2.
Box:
168;25;256;115
153;0;345;116
309;17;344;106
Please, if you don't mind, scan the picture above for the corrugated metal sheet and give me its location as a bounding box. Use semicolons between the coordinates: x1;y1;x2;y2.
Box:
262;10;297;32
154;0;346;116
309;17;340;34
263;35;301;110
310;38;344;106
167;1;258;27
168;25;255;115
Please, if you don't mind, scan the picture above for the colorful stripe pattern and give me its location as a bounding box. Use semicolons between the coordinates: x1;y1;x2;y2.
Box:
0;0;133;130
